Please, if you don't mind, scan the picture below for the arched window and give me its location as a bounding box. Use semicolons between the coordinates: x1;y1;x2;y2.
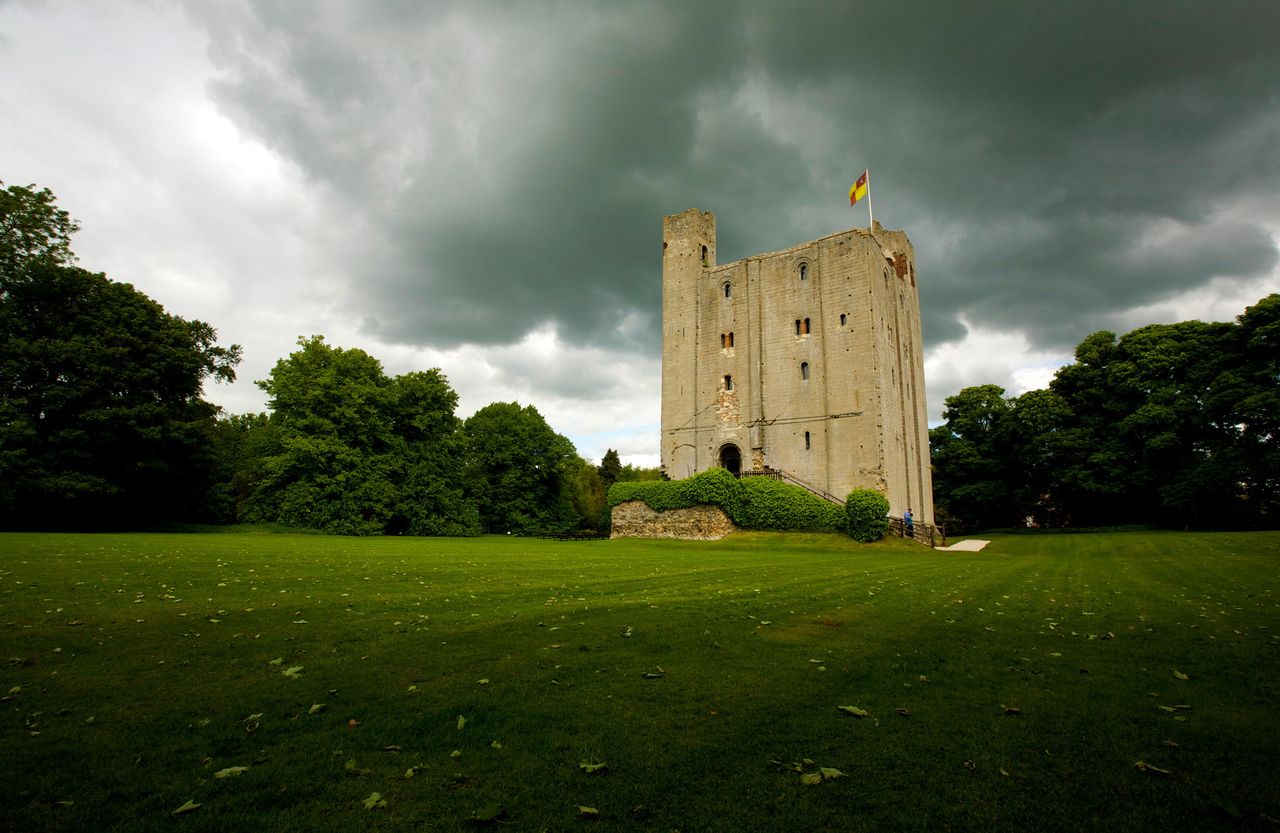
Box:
727;331;734;348
839;313;847;326
801;362;810;381
802;317;811;334
702;245;709;266
723;374;734;391
799;263;808;281
723;282;731;299
804;431;811;450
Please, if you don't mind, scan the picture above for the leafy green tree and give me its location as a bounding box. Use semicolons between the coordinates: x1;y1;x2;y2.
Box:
597;448;622;488
0;181;79;274
1;182;241;526
248;336;478;536
389;370;478;536
0;261;241;526
566;457;607;530
928;384;1018;530
462;402;577;534
204;412;273;523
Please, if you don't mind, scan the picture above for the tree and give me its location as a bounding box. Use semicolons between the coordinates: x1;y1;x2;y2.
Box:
247;336;478;536
597;448;622;488
462;402;577;534
388;370;478;536
566;457;608;530
0;261;241;526
0;181;79;274
928;384;1019;531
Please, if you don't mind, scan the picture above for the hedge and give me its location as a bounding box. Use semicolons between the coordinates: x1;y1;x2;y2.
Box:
608;468;844;534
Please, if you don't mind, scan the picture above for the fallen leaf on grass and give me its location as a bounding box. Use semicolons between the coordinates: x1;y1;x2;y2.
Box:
1173;670;1190;681
457;715;467;731
999;767;1010;777
308;704;326;715
1001;705;1023;716
345;759;371;776
837;706;868;718
819;767;846;781
1157;704;1193;713
362;792;387;810
578;805;599;817
1134;760;1170;776
172;800;200;815
282;665;303;678
213;766;248;779
800;772;822;785
896;708;911;717
470;801;505;822
267;658;283;666
579;761;608;773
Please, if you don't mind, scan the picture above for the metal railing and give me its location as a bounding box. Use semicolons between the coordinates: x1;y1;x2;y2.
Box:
887;516;947;548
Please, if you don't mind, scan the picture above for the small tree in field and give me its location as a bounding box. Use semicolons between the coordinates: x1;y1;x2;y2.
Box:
845;489;890;542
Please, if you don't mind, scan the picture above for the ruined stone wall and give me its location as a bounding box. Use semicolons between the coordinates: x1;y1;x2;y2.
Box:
609;501;736;540
660;210;933;524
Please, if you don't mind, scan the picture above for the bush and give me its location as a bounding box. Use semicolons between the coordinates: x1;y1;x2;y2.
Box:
608;469;847;533
845;488;890;542
680;468;744;520
738;477;845;532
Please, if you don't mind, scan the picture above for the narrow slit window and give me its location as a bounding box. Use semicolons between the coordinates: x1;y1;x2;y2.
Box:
840;313;847;326
804;431;811;450
795;319;801;336
802;317;811;334
801;362;810;381
799;263;808;281
723;282;731;298
702;245;709;265
727;331;734;347
723;374;734;391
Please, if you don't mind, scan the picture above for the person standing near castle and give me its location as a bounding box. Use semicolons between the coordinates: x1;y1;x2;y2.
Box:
904;508;914;539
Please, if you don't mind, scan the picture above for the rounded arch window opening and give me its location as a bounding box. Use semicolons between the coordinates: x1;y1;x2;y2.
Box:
718;443;742;476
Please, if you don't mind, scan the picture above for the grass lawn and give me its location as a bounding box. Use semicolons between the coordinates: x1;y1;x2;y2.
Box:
1;529;1277;832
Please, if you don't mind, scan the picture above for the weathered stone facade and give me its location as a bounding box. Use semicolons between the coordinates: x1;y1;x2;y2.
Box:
660;209;934;524
609;501;736;540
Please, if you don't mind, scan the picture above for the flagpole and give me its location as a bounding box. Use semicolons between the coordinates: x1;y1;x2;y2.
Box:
866;169;874;230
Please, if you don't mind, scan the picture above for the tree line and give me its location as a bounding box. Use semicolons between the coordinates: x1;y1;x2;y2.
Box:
930;294;1279;532
1;181;655;534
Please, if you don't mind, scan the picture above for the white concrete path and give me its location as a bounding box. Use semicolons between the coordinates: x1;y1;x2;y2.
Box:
934;539;991;552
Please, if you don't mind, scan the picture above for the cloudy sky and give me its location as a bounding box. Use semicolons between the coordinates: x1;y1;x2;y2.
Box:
3;1;1278;466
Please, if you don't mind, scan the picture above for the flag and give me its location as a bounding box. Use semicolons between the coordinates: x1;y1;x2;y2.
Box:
848;170;868;206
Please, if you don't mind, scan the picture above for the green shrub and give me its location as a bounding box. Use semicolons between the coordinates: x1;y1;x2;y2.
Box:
608;479;686;511
845;488;890;542
608;469;848;534
738;477;845;532
680;468;744;520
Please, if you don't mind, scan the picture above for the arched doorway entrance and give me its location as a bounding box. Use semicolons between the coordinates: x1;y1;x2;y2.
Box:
718;443;742;476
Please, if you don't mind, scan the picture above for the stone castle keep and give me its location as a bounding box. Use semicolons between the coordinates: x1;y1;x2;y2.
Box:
660;209;933;524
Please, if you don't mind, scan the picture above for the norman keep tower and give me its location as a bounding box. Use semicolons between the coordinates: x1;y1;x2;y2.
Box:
660;209;933;524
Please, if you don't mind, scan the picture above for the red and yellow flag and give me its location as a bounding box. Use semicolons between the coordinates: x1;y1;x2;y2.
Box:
848;170;869;206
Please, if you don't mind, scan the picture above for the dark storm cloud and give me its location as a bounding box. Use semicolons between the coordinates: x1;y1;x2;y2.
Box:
183;0;1280;357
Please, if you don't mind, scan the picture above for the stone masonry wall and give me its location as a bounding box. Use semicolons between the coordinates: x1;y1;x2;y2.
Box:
609;501;736;540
